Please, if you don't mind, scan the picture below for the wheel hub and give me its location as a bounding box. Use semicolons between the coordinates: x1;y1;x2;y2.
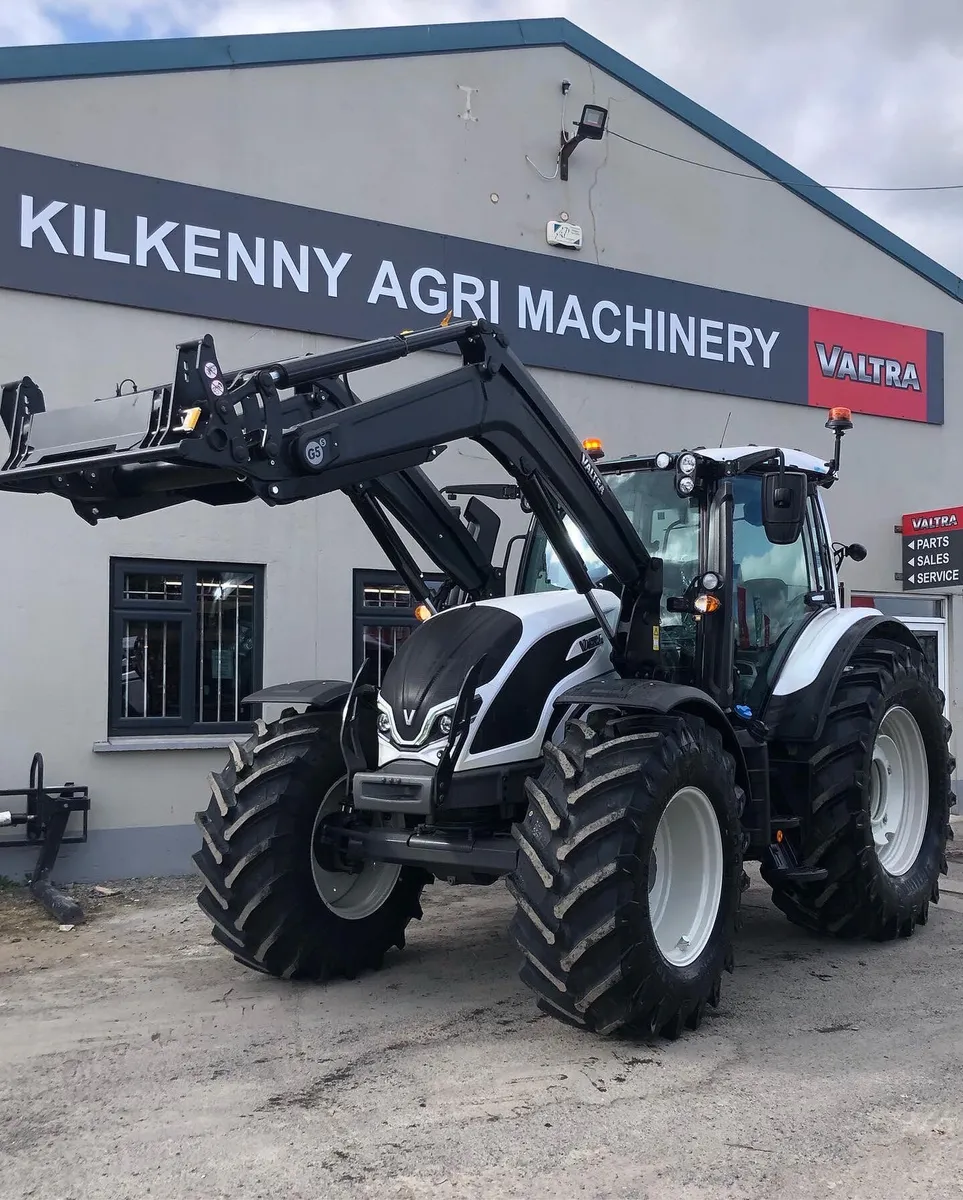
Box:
310;777;403;919
647;785;724;968
869;706;929;877
312;815;363;875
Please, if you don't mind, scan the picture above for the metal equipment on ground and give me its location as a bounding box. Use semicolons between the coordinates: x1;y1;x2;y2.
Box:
0;752;90;924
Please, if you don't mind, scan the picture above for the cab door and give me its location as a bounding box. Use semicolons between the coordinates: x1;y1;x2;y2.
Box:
730;474;824;713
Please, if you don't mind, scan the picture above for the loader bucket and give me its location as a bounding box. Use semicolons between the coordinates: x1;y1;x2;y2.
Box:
1;377;178;481
0;334;268;522
0;320;485;523
0;330;227;496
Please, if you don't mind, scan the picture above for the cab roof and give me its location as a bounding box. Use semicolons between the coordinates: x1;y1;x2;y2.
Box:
603;446;831;478
698;446;831;476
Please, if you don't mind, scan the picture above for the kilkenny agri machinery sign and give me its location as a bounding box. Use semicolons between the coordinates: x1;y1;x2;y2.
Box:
0;145;944;424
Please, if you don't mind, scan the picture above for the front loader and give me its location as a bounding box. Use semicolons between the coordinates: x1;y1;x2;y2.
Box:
0;319;954;1040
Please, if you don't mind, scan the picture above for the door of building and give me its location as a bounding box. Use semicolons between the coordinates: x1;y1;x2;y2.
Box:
901;617;947;697
849;593;948;711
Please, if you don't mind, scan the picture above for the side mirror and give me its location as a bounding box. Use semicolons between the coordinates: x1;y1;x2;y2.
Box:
833;540;868;572
761;469;807;545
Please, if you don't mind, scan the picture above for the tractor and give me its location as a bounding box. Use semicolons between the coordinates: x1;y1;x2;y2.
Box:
0;318;953;1039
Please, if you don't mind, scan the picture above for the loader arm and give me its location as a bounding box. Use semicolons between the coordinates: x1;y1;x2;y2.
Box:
0;319;662;673
301;383;500;607
1;345;500;608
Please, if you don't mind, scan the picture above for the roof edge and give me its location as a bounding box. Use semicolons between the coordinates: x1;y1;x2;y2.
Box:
1;16;960;305
0;18;568;80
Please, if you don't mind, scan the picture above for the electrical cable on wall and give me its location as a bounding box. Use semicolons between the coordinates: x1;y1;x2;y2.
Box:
607;129;963;193
525;81;570;181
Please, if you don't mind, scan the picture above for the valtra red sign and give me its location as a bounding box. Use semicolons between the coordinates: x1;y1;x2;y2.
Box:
808;308;943;424
901;505;963;536
900;504;963;591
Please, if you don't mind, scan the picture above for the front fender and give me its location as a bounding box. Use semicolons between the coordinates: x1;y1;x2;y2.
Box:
765;610;922;742
555;674;749;797
242;679;352;711
557;674;732;719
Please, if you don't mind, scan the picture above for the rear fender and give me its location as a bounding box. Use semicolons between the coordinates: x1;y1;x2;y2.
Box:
242;679;352;711
554;674;750;800
764;610;922;742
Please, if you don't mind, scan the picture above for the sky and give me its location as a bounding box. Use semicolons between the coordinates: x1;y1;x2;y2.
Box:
2;0;962;276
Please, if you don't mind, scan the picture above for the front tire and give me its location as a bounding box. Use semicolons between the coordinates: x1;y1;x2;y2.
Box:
506;711;745;1039
192;707;428;980
764;638;955;940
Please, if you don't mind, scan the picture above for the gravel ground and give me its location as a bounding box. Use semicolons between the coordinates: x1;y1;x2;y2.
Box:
2;848;963;1200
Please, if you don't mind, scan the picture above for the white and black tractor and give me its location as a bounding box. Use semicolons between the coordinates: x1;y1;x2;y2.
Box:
0;318;953;1040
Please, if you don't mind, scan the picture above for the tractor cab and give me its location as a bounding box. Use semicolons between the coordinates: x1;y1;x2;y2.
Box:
514;424;859;718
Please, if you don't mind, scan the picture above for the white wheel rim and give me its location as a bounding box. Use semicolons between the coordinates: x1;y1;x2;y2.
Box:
310;776;403;920
647;786;724;968
870;706;929;877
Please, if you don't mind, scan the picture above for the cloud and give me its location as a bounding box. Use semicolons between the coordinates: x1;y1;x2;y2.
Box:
0;6;62;44
599;0;963;275
3;1;963;274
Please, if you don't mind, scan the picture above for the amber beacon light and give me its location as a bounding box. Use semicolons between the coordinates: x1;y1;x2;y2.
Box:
824;406;855;478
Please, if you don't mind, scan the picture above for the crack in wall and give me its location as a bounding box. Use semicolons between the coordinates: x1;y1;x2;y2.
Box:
584;64;611;267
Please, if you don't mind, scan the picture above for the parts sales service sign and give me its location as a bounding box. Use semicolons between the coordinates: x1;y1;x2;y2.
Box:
0;145;945;424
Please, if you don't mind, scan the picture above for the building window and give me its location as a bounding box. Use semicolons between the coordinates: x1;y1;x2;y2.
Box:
352;569;445;685
849;593;944;619
109;558;264;737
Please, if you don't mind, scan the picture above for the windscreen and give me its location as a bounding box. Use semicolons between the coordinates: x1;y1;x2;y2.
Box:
518;467;701;674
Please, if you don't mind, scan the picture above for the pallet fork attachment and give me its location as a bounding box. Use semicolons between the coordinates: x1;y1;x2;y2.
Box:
0;752;91;924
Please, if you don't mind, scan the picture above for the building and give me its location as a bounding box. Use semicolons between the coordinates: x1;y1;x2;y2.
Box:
0;18;959;883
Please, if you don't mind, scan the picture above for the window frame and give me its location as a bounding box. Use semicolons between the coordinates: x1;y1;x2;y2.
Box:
108;556;265;739
805;491;840;599
802;498;826;594
351;568;446;681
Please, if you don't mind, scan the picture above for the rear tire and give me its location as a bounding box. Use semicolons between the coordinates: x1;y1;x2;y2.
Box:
192;707;428;980
507;711;745;1038
763;638;955;940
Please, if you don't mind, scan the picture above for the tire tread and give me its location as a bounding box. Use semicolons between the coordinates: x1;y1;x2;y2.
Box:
764;638;954;940
507;711;744;1039
192;707;427;981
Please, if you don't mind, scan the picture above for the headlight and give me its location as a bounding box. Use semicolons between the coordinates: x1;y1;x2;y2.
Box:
702;571;721;590
678;452;697;476
677;474;695;496
656;452;672;470
377;711;391;736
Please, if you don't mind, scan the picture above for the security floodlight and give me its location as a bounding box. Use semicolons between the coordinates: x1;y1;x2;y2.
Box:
578;104;608;139
559;103;609;180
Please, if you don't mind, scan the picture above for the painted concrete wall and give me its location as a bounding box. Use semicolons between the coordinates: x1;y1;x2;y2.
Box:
0;43;959;882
